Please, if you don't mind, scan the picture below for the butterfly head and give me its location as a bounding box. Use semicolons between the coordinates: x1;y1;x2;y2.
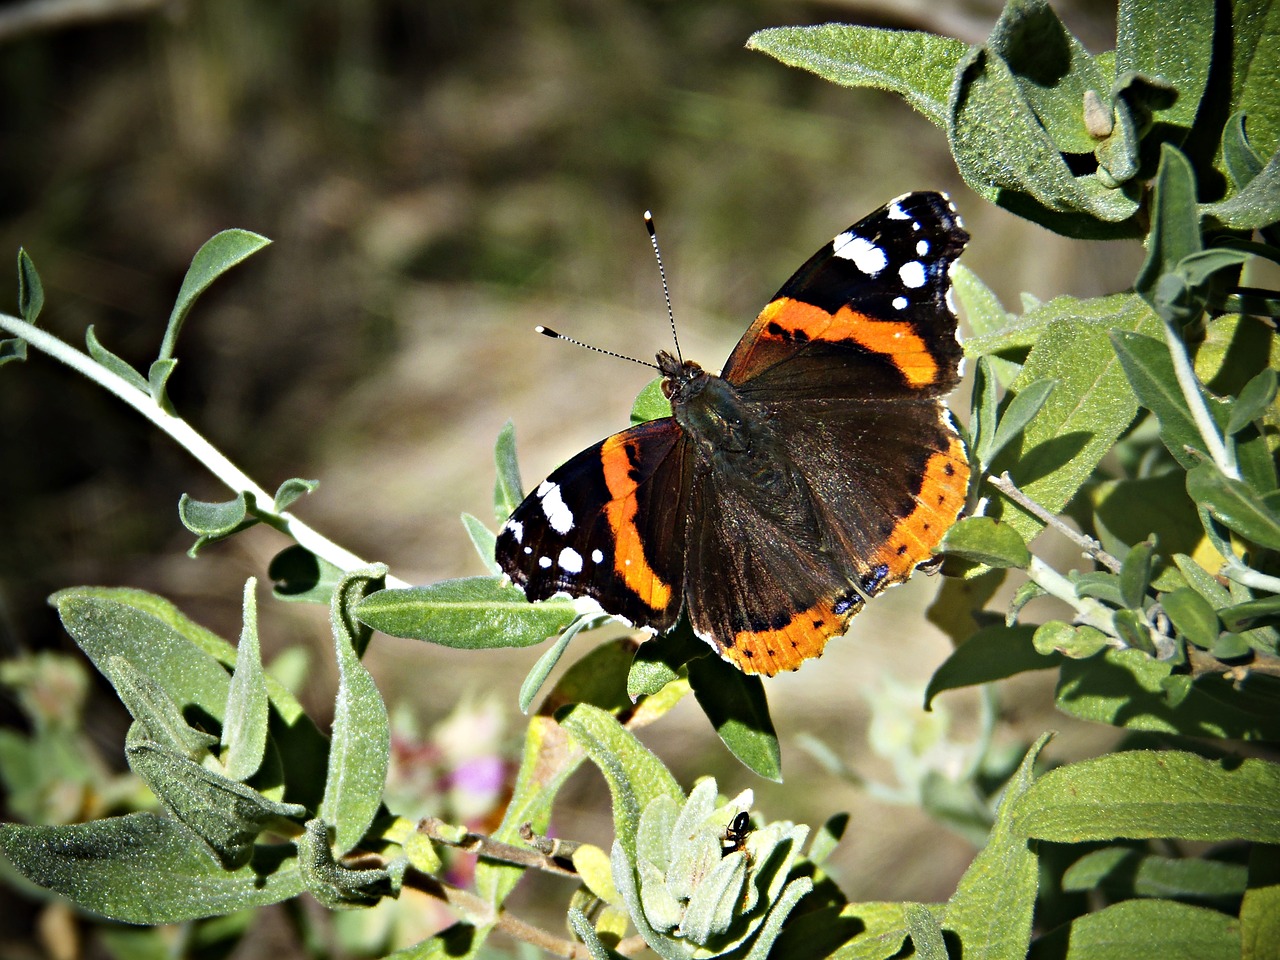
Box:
657;350;707;402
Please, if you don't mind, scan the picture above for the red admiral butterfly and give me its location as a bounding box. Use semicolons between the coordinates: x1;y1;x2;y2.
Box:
496;192;969;675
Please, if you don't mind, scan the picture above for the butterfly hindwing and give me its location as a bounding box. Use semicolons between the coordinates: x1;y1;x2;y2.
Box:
495;417;690;631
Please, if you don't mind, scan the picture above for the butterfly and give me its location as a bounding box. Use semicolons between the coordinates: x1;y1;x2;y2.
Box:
496;192;970;675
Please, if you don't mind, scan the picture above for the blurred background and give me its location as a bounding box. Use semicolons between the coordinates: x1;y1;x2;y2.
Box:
1;0;1137;956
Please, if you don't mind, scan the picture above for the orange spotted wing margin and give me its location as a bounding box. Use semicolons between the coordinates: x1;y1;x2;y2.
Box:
495;418;691;631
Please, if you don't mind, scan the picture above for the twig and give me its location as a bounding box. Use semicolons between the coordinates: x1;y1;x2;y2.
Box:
418;817;579;879
989;472;1123;573
0;312;408;588
1160;318;1238;480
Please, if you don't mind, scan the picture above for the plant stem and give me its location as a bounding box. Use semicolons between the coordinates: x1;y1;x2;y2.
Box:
1161;317;1238;479
1;312;407;588
989;472;1121;572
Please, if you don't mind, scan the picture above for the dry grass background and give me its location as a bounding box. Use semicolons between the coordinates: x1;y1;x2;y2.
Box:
1;0;1137;954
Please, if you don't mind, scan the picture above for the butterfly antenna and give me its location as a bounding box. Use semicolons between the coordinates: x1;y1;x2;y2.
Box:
645;210;683;362
535;326;658;370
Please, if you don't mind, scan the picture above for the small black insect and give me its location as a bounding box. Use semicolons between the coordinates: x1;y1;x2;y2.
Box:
721;811;752;857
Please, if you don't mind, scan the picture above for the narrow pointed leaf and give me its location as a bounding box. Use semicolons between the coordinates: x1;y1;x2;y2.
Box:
17;248;44;323
222;580;270;781
273;478;318;512
1203;152;1280;230
1187;461;1280;550
688;655;781;781
110;656;219;757
938;517;1031;568
1135;145;1202;310
986;379;1055;469
354;577;575;649
126;739;304;869
559;702;682;858
160;229;271;363
296;818;395;909
925;625;1060;708
85;325;148;392
148;357;179;407
493;420;523;522
461;512;501;575
322;569;390;855
1227;368;1277;435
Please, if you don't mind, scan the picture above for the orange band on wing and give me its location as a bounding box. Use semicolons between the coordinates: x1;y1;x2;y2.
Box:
600;435;674;609
722;600;852;676
871;432;970;580
758;297;939;388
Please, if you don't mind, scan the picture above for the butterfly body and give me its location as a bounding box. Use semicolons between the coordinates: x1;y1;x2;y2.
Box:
497;192;971;675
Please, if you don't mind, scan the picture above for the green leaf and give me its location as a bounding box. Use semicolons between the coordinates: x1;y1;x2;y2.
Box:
1202;151;1280;230
296;818;396;909
1112;329;1214;469
221;580;270;781
273;478;318;512
949;44;1138;237
1135;145;1202;314
627;619;706;699
687;655;782;782
493;420;523;523
987;0;1108;155
1033;898;1239;959
925;625;1060;708
1056;647;1280;739
1033;621;1111;659
321;569;390;856
630;376;671;425
126;738;304;869
109;656;219;758
1187;461;1280;550
461;512;501;575
17;247;44;323
938;517;1031;568
0;335;26;366
1218;595;1280;633
1228;368;1278;435
970;357;1002;470
177;492;259;556
517;615;591;714
159;229;271;364
943;733;1049;960
746;24;965;129
53;591;234;723
0;813;303;923
1160;587;1221;648
1012;750;1280;842
354;577;575;649
1242;844;1280;960
904;902;948;960
268;545;344;604
1119;539;1156;609
1115;0;1213;130
1062;847;1247;899
558;702;683;859
85;325;149;392
984;378;1056;470
148;357;178;408
1222;112;1265;191
992;294;1158;540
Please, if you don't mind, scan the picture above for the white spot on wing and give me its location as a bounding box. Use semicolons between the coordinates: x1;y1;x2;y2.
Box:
887;199;910;220
536;480;574;534
899;261;926;289
916;239;930;255
505;519;523;543
538;555;552;569
833;232;888;275
591;548;604;564
892;296;908;310
558;547;583;574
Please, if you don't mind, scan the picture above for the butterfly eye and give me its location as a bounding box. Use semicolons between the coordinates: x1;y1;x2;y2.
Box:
661;380;676;399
